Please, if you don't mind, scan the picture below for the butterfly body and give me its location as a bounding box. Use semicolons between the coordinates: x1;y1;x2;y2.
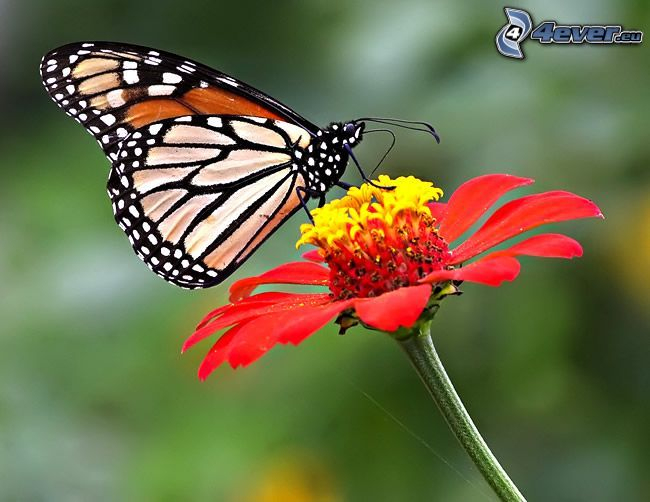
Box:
293;122;363;195
40;42;367;288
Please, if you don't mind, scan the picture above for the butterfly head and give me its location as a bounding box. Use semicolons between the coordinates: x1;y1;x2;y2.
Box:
342;121;365;147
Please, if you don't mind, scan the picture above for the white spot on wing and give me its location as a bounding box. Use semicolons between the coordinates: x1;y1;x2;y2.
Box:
106;89;126;107
100;114;116;126
163;72;182;84
123;70;139;84
148;84;176;96
218;76;239;87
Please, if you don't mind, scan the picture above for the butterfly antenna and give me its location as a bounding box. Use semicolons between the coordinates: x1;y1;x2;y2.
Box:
364;128;396;177
357;117;441;143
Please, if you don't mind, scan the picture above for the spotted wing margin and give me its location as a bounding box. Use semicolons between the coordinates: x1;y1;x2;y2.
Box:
107;114;310;289
40;41;319;162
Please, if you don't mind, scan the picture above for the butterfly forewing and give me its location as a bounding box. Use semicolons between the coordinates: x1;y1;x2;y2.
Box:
40;42;318;161
108;115;308;288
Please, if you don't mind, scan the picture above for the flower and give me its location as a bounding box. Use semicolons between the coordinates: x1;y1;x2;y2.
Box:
183;174;603;379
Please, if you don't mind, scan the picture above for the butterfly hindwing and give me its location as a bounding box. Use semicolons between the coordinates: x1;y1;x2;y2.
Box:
40;41;318;161
107;115;310;288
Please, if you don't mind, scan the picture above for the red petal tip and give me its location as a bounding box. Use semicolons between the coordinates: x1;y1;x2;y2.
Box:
302;249;325;262
491;233;585;260
180;339;194;353
450;191;604;264
438;174;536;243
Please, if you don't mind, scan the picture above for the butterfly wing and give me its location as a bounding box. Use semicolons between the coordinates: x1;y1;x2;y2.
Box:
108;114;311;288
40;41;318;161
40;42;324;288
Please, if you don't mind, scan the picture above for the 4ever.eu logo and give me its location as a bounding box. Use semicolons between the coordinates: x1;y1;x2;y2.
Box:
496;7;643;59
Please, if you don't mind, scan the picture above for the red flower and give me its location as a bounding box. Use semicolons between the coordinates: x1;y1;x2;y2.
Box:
183;174;603;379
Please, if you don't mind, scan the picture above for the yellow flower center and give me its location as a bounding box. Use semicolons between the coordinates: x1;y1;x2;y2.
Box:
298;176;448;299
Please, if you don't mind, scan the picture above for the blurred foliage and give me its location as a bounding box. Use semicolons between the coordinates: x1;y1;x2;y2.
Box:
1;0;649;500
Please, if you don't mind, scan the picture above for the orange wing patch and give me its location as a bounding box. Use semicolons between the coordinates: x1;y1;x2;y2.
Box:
126;100;195;129
124;87;284;129
181;87;284;121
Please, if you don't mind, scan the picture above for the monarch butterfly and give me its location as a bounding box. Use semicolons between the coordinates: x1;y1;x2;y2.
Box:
40;42;438;289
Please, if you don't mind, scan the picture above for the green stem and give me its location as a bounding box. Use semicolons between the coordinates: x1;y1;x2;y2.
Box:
399;323;526;502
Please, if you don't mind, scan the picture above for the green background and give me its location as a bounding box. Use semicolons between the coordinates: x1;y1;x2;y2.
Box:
1;1;648;500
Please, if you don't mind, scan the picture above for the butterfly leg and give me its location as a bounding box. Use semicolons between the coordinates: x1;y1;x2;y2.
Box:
296;186;320;223
345;146;395;191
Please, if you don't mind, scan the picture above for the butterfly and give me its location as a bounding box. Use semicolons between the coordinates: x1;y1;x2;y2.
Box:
40;42;438;289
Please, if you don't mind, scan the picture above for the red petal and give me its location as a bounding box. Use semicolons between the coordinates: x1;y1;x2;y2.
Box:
196;299;353;379
491;233;583;259
229;261;330;302
421;256;521;286
450;191;603;264
196;292;296;330
426;202;447;221
195;303;232;331
226;300;352;369
275;300;354;345
184;293;331;352
302;249;325;262
438;174;534;242
197;323;249;381
354;284;432;332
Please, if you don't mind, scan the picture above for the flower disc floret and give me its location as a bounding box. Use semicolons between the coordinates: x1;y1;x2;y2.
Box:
297;176;447;299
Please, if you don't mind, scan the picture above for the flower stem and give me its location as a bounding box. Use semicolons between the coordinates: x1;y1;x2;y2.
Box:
399;323;526;502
